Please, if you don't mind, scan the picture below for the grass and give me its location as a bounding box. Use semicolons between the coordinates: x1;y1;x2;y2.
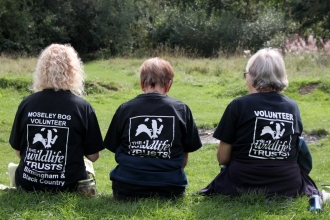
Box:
0;54;330;219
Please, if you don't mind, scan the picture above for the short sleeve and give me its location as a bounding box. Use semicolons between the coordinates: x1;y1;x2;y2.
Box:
294;102;303;134
103;107;121;153
213;101;239;144
83;106;104;155
9;103;24;151
183;106;202;152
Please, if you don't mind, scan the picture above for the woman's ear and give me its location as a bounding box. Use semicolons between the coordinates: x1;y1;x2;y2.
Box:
165;80;172;93
140;81;145;92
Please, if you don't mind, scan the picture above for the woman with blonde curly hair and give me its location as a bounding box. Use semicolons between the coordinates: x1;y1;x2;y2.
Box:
9;44;104;192
32;44;85;95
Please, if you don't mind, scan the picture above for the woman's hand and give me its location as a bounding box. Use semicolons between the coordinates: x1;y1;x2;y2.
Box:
217;141;232;165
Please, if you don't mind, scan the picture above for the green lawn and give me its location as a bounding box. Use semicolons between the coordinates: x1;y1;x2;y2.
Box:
0;55;330;219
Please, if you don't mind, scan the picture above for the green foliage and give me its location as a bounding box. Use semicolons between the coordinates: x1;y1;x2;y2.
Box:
84;81;119;95
141;2;296;57
89;0;135;57
0;77;31;92
185;65;209;75
242;7;286;51
319;82;330;94
0;0;136;57
154;6;244;57
0;0;329;58
290;0;330;38
0;0;34;55
3;188;329;219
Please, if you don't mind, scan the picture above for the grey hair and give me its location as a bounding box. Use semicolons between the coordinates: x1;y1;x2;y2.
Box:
246;48;288;92
33;44;85;96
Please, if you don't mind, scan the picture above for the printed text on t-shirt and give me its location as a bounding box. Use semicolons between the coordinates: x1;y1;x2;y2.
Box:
248;115;294;160
128;116;174;158
28;112;71;126
254;110;294;121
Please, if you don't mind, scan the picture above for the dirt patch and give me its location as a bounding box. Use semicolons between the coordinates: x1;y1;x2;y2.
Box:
199;129;218;144
98;82;118;91
302;133;324;145
298;83;319;95
199;129;323;145
85;81;118;93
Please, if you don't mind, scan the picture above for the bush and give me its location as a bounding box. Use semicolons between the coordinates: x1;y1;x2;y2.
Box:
151;6;289;57
0;0;136;57
241;7;286;51
153;6;244;57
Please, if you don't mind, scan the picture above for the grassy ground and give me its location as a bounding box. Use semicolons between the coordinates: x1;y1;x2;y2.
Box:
0;54;330;219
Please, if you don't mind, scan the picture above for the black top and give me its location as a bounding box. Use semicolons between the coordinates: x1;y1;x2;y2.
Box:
103;93;202;187
200;92;318;197
214;92;302;161
9;89;104;191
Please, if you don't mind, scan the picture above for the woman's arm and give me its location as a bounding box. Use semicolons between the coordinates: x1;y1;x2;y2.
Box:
85;152;100;162
216;141;232;165
15;150;21;159
183;152;188;169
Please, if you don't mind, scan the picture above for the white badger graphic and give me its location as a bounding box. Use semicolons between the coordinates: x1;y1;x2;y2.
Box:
260;122;285;140
135;118;163;139
32;128;58;148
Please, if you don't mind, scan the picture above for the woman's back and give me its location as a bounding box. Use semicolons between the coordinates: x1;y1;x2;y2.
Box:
221;92;301;162
199;49;319;197
10;89;103;192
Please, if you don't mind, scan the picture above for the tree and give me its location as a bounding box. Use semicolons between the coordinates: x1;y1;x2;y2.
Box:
91;0;135;56
290;0;330;37
0;0;34;55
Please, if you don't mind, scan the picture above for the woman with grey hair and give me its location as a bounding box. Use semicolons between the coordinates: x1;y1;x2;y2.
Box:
9;44;104;192
199;48;319;197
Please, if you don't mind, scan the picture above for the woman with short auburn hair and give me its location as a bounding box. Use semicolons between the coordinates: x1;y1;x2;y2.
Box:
9;44;104;192
103;57;202;201
199;48;320;198
140;58;174;88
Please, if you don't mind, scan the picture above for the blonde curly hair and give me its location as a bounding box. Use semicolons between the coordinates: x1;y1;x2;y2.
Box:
33;44;85;95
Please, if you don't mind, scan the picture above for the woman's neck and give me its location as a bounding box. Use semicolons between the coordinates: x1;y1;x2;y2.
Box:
258;87;275;92
143;85;166;94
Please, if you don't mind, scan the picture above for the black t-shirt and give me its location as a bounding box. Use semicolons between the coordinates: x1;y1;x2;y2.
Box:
103;93;202;187
201;92;318;197
9;89;104;191
214;92;302;161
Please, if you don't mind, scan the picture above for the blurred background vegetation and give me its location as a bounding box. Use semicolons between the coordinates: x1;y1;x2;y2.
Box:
0;0;329;59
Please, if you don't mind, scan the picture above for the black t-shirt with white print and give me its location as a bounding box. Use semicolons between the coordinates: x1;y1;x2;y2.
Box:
214;91;302;161
9;89;104;192
202;92;320;197
103;93;202;187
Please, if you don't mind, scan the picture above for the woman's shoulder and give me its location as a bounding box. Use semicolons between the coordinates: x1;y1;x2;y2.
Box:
55;90;96;109
232;92;297;103
281;94;298;103
165;95;187;104
226;93;294;111
124;94;188;107
229;94;255;105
